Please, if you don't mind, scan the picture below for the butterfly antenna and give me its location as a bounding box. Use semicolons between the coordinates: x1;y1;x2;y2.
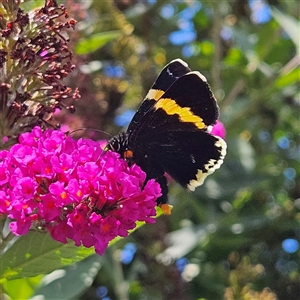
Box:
67;127;114;163
69;127;112;139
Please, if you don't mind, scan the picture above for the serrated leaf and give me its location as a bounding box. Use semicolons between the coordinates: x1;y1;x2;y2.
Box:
76;31;122;55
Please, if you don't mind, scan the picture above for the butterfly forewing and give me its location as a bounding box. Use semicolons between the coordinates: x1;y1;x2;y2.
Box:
128;71;219;143
145;58;191;100
127;59;191;135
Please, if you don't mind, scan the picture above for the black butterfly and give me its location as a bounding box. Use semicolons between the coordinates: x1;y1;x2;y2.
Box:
107;59;226;207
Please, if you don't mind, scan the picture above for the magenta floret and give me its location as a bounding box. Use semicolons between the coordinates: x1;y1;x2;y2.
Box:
0;127;161;255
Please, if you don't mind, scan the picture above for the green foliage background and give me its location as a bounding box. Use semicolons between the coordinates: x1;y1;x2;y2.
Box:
2;0;299;299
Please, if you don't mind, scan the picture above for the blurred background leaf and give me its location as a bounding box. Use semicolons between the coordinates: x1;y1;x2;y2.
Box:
76;31;123;55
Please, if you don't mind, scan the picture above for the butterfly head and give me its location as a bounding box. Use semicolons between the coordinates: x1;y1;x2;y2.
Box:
106;132;135;164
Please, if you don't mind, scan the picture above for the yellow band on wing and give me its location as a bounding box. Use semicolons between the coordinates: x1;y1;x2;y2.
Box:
154;98;206;129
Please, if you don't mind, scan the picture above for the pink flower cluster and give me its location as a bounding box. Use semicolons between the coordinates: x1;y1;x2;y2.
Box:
210;120;226;140
0;127;161;255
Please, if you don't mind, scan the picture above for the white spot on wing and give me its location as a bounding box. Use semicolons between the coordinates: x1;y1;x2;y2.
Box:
167;59;189;78
207;125;213;133
167;67;173;76
145;89;164;101
190;154;196;164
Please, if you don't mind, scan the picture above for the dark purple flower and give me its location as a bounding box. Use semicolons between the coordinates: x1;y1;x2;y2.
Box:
0;0;79;149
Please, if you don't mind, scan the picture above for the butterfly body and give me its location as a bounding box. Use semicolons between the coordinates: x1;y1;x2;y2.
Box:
107;59;226;205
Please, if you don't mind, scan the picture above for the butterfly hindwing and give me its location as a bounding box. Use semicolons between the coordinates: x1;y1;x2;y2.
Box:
140;130;226;190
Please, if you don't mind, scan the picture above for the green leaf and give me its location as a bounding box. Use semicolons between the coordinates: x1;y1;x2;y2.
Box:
272;8;300;53
224;48;247;67
108;206;163;246
0;231;94;281
1;209;163;281
275;66;300;88
30;255;102;300
3;275;43;300
76;31;122;55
